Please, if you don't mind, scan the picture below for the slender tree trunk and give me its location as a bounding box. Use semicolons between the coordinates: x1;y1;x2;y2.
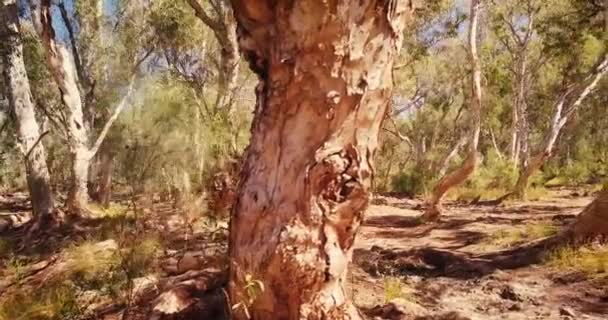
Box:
0;0;57;225
217;13;240;112
438;135;468;177
228;1;410;319
514;53;530;170
422;0;483;222
93;145;114;208
510;105;519;164
489;127;503;160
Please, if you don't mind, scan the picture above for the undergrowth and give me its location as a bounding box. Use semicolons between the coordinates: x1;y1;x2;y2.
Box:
545;245;608;275
0;206;164;320
486;222;559;248
382;276;416;304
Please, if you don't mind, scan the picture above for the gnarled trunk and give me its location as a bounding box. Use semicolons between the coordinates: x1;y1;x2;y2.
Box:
0;0;57;225
422;0;482;222
228;1;410;319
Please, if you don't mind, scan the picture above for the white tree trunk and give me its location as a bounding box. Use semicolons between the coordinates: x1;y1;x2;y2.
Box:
0;0;57;225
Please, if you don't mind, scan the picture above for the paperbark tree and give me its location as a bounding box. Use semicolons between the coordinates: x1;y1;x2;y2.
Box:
228;1;411;319
421;0;483;222
29;0;142;215
0;0;57;226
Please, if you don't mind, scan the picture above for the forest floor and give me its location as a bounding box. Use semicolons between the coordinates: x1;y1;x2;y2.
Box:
0;187;607;320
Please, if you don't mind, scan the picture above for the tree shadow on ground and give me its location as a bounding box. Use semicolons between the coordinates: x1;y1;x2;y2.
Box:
353;234;566;280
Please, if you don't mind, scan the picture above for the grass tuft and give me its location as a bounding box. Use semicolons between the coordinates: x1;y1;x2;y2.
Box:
382;276;416;304
486;222;559;248
545;245;608;275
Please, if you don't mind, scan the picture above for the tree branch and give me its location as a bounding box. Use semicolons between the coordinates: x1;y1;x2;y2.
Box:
187;0;223;32
24;130;50;159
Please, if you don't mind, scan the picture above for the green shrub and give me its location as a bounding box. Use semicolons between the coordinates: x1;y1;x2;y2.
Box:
560;161;593;186
390;171;430;195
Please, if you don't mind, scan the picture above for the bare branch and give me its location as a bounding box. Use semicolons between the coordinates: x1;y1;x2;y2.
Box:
187;0;223;32
24;130;50;159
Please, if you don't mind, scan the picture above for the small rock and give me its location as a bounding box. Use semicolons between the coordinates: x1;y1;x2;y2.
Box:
153;287;194;314
131;275;159;300
559;306;576;317
177;252;201;274
371;197;388;205
508;303;522;311
499;285;522;301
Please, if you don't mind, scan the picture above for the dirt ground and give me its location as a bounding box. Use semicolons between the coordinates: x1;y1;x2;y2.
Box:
350;188;608;320
1;188;607;320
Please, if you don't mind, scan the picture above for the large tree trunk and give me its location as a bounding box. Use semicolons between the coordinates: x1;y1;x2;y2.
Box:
422;0;482;222
570;190;608;242
0;0;57;225
30;0;91;215
228;1;410;319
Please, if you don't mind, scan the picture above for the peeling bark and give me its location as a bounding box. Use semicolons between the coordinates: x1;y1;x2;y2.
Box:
422;0;483;222
0;0;57;225
228;1;411;319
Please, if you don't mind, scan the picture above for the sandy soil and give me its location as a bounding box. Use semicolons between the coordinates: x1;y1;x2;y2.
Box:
350;188;607;320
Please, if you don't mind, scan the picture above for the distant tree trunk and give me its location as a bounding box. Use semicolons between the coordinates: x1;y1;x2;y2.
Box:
94;145;114;208
489;127;503;160
0;0;57;226
228;1;410;319
438;135;468;177
187;0;241;153
509;105;519;164
513;53;530;171
422;0;483;222
513;52;608;198
30;0;141;215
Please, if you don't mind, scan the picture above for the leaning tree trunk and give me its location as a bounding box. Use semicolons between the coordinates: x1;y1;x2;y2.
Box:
513;52;608;199
0;0;57;226
228;1;410;319
421;0;482;222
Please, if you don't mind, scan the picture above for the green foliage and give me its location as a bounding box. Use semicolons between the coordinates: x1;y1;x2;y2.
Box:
390;171;431;196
